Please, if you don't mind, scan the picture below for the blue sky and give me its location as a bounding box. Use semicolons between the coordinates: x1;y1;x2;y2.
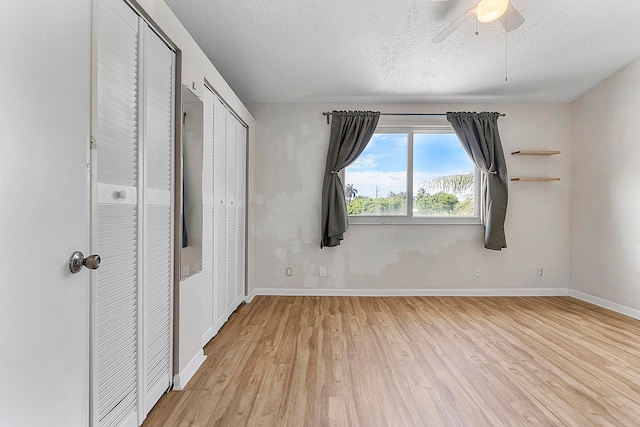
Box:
345;133;474;198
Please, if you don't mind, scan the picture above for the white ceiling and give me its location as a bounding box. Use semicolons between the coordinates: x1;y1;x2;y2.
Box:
163;0;640;104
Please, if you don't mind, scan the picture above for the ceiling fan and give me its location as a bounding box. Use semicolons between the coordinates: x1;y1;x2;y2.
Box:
432;0;524;43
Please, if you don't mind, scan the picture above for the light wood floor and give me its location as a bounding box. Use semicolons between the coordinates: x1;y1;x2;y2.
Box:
143;296;640;426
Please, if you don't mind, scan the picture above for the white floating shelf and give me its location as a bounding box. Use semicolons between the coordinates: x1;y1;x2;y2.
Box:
511;150;561;155
511;178;561;182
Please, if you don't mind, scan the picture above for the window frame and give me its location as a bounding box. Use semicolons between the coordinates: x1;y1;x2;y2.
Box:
345;125;481;225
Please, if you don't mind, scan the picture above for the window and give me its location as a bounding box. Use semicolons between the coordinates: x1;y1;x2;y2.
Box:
344;127;480;224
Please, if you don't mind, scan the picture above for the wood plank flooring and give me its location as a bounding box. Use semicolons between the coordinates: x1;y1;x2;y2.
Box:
143;296;640;426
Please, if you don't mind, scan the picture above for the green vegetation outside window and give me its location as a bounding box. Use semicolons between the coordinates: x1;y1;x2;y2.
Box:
344;127;479;223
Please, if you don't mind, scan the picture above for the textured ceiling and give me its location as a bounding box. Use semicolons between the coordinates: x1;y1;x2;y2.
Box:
163;0;640;104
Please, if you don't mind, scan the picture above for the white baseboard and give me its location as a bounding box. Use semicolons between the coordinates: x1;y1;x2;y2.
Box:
172;350;206;391
249;287;569;298
245;292;256;304
247;287;640;322
568;289;640;320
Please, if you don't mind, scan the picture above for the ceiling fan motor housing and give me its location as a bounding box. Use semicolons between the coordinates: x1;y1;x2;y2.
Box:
477;0;510;23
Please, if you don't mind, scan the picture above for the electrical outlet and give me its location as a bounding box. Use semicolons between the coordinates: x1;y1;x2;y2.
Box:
319;266;327;277
536;267;543;277
285;267;292;276
474;267;480;277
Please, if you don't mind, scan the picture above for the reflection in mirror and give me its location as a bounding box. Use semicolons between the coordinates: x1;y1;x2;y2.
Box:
181;85;203;279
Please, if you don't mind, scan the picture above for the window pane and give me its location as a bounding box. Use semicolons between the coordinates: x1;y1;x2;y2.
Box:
344;133;407;216
413;133;475;216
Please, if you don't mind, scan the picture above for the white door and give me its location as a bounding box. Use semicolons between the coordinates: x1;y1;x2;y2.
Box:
236;123;247;305
213;98;228;332
201;87;215;346
225;111;238;319
141;22;175;417
93;0;174;425
0;1;92;426
203;92;246;340
94;1;141;425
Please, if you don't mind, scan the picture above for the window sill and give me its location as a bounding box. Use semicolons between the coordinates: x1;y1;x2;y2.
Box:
348;216;481;225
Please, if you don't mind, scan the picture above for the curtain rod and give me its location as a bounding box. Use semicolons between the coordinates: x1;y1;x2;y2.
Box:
321;111;505;124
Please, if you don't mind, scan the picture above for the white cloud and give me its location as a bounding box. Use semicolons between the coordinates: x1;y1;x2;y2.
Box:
344;171;406;198
348;153;379;171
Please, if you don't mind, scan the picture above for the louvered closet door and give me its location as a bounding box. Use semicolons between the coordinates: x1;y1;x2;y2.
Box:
201;88;215;346
213;97;228;332
141;24;175;417
235;123;247;305
95;1;174;425
225;110;238;319
95;0;140;426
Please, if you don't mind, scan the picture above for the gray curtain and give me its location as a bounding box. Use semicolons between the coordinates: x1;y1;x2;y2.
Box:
447;112;508;250
321;111;380;248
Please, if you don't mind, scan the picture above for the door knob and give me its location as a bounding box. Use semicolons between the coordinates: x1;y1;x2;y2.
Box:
69;251;101;274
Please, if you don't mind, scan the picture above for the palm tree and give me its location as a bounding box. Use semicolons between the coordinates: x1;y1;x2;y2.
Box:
418;173;474;198
344;183;358;202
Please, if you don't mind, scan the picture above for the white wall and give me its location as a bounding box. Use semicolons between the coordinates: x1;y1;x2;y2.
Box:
173;273;205;389
134;0;256;384
571;57;640;310
247;102;572;295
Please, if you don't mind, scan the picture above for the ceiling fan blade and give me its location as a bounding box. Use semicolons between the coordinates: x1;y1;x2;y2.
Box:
432;7;476;43
498;3;525;32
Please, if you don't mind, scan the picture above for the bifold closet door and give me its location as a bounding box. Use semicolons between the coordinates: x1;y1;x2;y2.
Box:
95;1;140;425
213;97;228;332
226;117;247;310
201;90;247;342
141;22;174;417
225;111;238;320
94;0;174;425
235;123;247;305
201;88;215;346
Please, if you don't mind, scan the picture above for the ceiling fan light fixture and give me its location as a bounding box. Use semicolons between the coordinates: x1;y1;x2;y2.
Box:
476;0;509;23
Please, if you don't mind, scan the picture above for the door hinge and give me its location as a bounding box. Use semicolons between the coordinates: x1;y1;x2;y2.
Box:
90;136;97;148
